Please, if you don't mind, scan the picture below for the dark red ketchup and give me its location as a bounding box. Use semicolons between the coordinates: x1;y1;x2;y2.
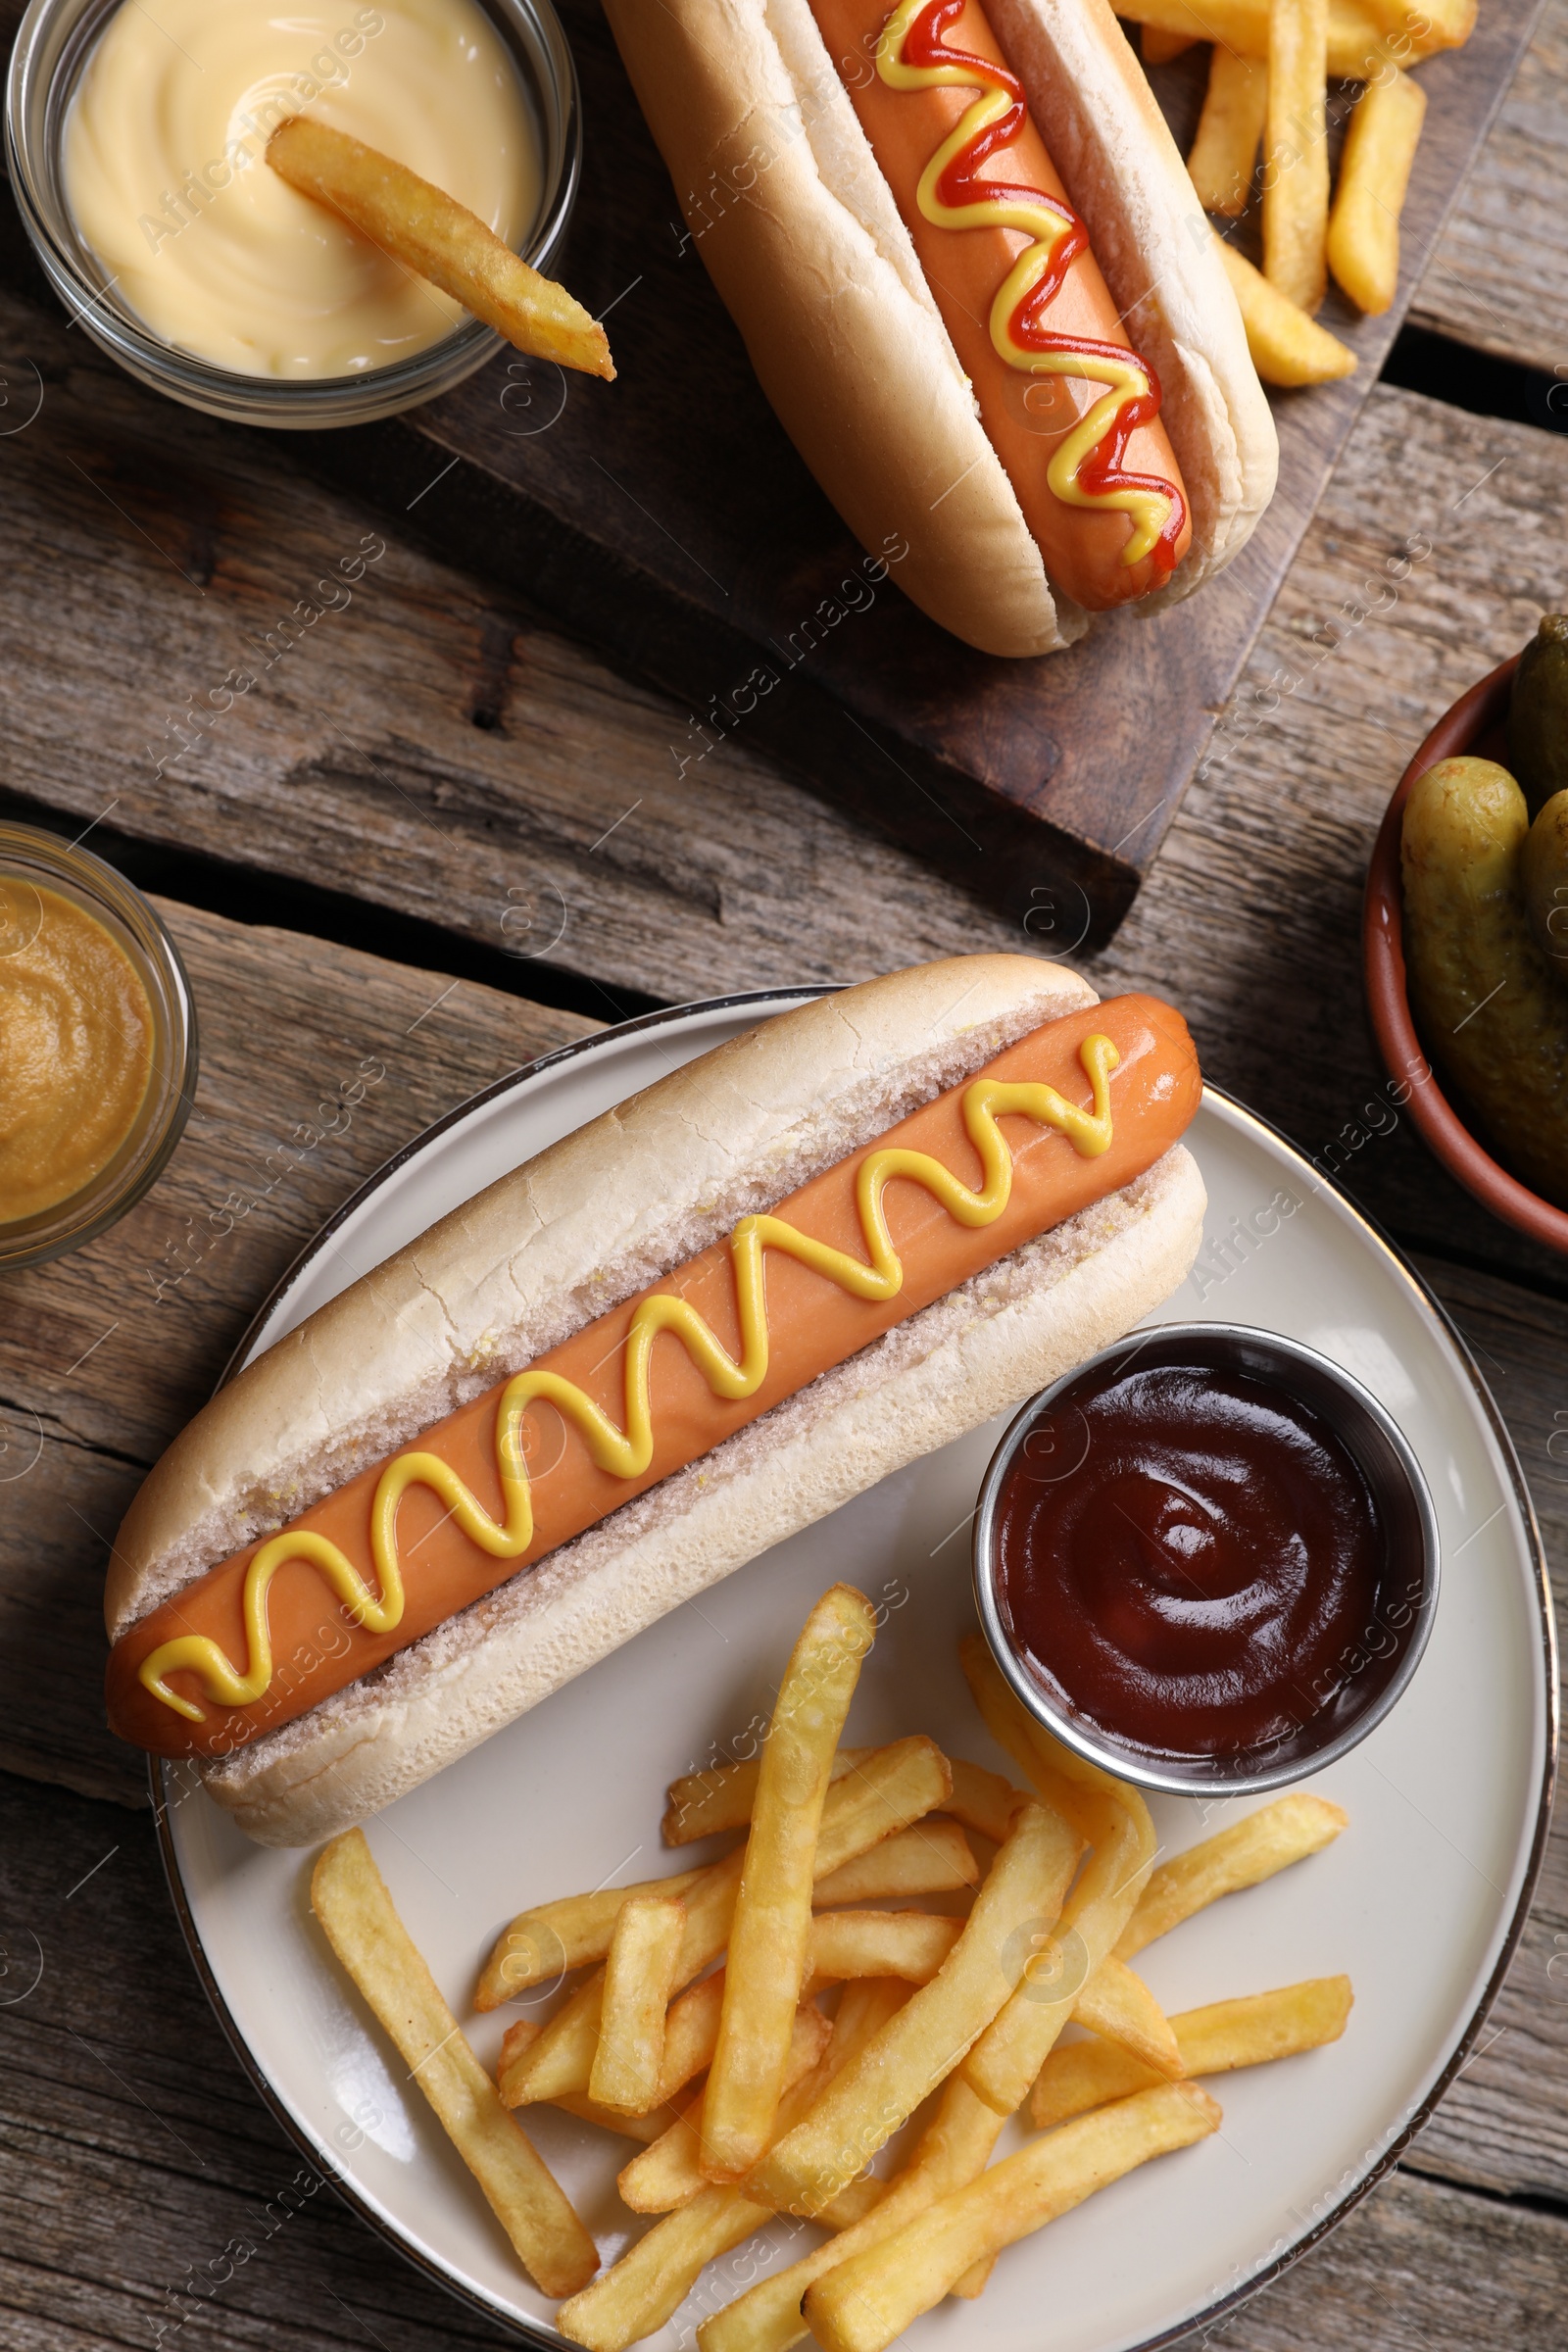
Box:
995;1360;1385;1758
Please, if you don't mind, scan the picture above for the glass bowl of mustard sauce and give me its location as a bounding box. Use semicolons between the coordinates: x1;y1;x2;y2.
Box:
0;823;198;1271
5;0;580;426
972;1323;1441;1797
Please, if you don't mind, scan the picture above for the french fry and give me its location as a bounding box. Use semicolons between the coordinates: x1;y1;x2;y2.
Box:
806;1911;964;1986
663;1750;873;1845
1326;70;1428;314
659;1972;728;2102
501;1854;750;2105
1071;1954;1184;2081
619;1984;907;2216
696;1738;952;1879
669;1749;993;1856
802;2084;1221;2352
1112;0;1453;74
957;1635;1124;1841
560;1977;896;2352
559;2183;769;2352
556;2091;684;2143
312;1831;597;2299
500;1970;608;2107
504;1746;951;2111
477;1866;708;2007
1263;0;1330;314
943;1757;1028;1846
701;1587;877;2182
960;1782;1153;2113
1215;240;1357;383
697;2076;1004;2352
1030;1976;1354;2128
591;1891;688;2114
499;2022;685;2143
812;1818;977;1904
1116;1791;1349;1958
618;2006;834;2213
746;1798;1081;2217
951;2253;995;2298
957;1640;1155;2114
266;117;614;378
1188;47;1269;217
1143;23;1196;60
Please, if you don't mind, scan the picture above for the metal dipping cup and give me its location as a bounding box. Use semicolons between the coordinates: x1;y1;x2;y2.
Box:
972;1322;1442;1797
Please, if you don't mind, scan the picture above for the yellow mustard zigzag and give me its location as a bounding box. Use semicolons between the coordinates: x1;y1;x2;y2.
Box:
139;1038;1118;1721
876;0;1172;567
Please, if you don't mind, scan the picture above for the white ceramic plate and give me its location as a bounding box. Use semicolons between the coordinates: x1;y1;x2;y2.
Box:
157;992;1556;2352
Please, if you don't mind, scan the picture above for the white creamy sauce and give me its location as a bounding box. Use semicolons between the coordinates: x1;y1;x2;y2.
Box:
63;0;541;376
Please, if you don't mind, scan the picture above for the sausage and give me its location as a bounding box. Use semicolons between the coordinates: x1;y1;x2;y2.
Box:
106;995;1200;1756
811;0;1193;609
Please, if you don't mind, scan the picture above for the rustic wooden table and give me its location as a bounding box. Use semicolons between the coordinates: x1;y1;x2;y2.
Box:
3;4;1568;2343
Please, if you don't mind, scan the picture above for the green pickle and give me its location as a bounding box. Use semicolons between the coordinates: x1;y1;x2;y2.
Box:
1508;613;1568;819
1401;756;1568;1207
1522;790;1568;976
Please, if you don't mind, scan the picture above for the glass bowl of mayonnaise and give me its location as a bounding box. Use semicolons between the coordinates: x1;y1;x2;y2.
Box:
0;824;198;1271
5;0;580;425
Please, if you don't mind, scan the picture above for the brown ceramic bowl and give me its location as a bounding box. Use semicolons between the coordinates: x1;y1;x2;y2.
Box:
1362;653;1568;1256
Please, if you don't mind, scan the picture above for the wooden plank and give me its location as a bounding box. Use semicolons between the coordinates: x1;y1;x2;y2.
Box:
0;272;1035;1006
1411;0;1568;375
1091;379;1568;1293
1398;1256;1568;2203
1;1763;1565;2352
1221;2166;1568;2348
0;255;1564;1285
0;900;594;1810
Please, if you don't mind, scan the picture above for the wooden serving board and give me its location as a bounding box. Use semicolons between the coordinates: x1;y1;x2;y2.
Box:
282;0;1542;946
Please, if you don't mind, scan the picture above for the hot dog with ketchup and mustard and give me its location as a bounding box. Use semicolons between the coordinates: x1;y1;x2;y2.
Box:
602;0;1276;655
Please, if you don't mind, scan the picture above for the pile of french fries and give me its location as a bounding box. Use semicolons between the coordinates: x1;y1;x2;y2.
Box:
312;1584;1354;2349
1126;0;1475;383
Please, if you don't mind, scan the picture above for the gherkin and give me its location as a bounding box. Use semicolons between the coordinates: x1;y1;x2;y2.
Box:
1401;757;1568;1208
1508;613;1568;820
1522;790;1568;976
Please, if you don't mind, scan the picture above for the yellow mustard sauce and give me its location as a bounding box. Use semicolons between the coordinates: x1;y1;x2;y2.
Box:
0;879;154;1223
138;1036;1120;1720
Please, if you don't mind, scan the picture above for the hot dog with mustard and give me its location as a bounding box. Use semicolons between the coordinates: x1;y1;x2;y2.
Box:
105;959;1206;1843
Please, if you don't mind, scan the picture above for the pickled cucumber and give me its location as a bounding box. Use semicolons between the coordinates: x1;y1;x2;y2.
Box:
1508;613;1568;819
1400;756;1568;1206
1523;790;1568;977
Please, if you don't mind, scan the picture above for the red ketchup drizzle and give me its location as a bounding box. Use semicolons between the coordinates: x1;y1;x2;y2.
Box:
995;1361;1386;1759
902;0;1186;576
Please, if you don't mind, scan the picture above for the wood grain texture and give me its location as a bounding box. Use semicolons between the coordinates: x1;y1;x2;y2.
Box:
1396;1256;1568;2205
1412;0;1568;375
0;257;1562;1292
1;1767;1565;2352
0;901;594;1810
1086;380;1568;1293
0;272;1039;1008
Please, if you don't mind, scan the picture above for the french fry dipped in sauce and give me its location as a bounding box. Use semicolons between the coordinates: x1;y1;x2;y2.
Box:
267;116;614;377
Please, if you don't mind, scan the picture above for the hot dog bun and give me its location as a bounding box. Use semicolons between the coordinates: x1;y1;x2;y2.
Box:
602;0;1277;656
109;959;1205;1845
